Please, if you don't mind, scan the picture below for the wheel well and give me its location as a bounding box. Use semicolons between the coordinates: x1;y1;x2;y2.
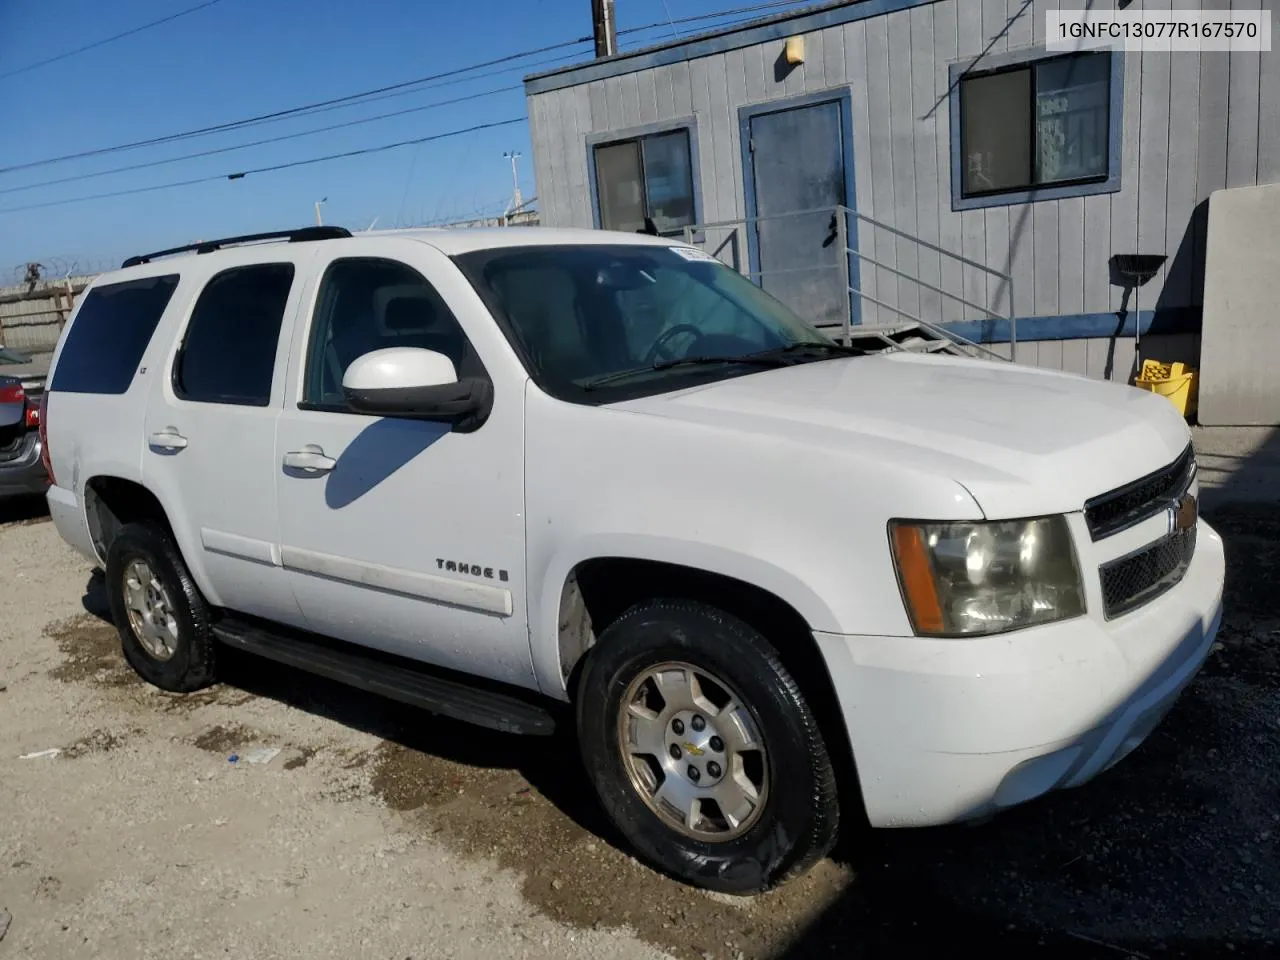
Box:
560;557;861;818
85;477;173;558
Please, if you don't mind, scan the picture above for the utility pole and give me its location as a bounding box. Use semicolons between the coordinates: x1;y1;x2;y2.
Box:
503;151;524;217
591;0;617;57
314;197;327;226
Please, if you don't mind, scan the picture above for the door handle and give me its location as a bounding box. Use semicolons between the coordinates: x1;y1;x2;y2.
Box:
148;429;188;451
283;445;336;474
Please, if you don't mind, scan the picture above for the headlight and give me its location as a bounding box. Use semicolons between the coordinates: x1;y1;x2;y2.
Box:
889;516;1085;637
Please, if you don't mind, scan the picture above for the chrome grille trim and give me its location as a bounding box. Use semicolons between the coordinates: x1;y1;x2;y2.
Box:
1084;444;1196;541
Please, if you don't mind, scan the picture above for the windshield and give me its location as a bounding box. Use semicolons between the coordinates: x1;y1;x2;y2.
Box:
0;346;29;364
453;244;839;402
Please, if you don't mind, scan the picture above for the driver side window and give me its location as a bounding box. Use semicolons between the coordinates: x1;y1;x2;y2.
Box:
302;257;477;409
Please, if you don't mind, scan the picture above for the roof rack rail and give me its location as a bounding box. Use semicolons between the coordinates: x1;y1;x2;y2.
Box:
121;225;352;268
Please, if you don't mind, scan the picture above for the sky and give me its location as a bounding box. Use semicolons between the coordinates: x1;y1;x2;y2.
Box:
0;0;810;278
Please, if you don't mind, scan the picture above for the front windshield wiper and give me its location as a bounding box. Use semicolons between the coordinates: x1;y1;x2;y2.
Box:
736;340;869;361
581;340;866;392
582;353;790;391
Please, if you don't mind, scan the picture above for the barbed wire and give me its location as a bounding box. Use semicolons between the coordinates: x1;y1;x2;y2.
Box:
3;255;115;287
4;195;536;282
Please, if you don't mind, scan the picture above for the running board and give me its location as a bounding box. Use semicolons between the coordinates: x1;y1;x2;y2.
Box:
212;617;556;736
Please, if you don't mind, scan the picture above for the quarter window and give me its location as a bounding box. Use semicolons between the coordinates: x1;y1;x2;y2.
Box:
959;51;1112;199
51;275;179;395
173;263;294;406
593;129;696;235
302;257;480;410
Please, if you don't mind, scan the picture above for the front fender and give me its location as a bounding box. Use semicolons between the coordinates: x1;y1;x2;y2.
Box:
530;533;843;698
522;387;984;700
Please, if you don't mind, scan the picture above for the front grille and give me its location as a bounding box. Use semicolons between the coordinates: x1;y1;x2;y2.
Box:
1084;444;1195;541
1100;524;1197;619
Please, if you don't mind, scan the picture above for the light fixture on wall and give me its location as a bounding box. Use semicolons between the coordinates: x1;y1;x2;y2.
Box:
784;36;805;65
1109;253;1167;379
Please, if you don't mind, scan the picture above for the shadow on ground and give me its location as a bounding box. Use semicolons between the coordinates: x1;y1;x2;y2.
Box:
0;493;50;526
68;432;1278;960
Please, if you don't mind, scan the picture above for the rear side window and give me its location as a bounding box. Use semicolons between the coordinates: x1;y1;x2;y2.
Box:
50;275;179;394
174;263;295;406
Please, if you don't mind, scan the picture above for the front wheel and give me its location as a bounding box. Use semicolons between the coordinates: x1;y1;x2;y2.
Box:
576;599;838;893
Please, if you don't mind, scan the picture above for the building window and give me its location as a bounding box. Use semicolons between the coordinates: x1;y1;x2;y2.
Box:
957;51;1114;202
593;128;696;235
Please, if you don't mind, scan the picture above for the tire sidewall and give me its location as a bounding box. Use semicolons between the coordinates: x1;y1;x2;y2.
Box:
578;604;833;892
106;525;209;690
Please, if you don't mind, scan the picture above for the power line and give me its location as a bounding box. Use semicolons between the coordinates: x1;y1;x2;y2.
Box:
0;1;808;176
0;46;593;196
0;117;527;215
618;0;815;38
0;85;520;196
658;0;681;39
0;36;591;177
233;49;587;124
0;0;226;81
0;0;822;215
0;48;592;205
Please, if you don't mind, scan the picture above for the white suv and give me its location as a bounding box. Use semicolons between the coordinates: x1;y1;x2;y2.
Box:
43;225;1224;893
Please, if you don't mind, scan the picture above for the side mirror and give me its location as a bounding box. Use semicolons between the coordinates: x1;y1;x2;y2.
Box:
342;347;491;430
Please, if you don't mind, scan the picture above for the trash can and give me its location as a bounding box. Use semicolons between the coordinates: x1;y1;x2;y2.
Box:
1135;360;1199;418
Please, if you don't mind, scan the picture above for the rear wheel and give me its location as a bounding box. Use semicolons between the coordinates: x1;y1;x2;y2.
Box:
576;599;838;893
105;522;217;692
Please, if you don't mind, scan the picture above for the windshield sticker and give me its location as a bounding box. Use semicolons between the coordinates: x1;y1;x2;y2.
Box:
669;245;719;263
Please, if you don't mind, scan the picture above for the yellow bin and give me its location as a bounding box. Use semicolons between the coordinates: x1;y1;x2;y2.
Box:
1135;360;1199;418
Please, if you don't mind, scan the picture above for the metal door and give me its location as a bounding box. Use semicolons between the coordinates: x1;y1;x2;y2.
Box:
745;98;851;329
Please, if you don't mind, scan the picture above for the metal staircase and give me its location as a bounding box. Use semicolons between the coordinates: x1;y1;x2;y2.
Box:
681;204;1017;363
844;319;989;357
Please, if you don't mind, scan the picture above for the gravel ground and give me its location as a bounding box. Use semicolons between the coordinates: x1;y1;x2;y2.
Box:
0;426;1277;960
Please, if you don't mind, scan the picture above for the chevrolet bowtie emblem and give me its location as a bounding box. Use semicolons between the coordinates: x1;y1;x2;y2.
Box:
1172;493;1197;534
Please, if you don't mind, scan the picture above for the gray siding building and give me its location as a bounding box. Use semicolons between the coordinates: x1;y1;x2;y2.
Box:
523;0;1279;381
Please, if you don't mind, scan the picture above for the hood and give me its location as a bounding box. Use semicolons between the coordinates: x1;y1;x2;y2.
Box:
613;352;1191;518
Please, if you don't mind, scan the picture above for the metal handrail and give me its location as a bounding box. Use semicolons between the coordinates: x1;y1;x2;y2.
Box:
687;204;838;230
840;205;1010;282
686;204;1014;284
846;287;1008;362
678;203;1018;361
708;233;737;264
844;246;1005;321
835;205;1016;361
743;264;841;279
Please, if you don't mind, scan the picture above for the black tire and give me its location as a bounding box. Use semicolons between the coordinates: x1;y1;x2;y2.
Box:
576;599;838;893
105;522;217;693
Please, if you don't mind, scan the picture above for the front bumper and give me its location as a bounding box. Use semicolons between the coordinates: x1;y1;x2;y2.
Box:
815;517;1225;828
0;432;48;498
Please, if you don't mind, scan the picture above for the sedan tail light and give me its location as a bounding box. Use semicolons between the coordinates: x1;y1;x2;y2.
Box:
0;381;23;404
39;392;54;485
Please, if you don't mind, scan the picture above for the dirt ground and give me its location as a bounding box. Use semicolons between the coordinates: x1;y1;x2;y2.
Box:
1;426;1278;960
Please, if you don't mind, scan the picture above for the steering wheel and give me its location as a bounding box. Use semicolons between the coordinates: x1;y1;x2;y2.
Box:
644;323;707;365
